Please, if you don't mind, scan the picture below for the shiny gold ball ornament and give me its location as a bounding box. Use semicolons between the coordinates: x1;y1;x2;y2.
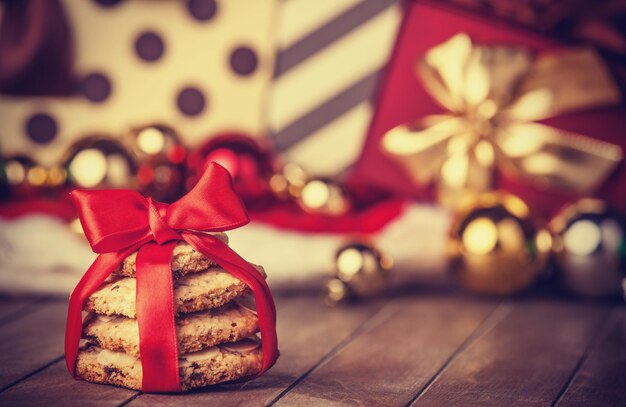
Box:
128;125;184;161
448;192;550;295
550;199;626;298
63;137;137;189
325;278;351;305
326;241;393;304
2;155;37;188
269;162;308;200
127;125;186;202
297;177;351;216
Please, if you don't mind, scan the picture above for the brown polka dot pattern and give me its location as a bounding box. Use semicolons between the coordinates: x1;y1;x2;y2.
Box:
80;73;112;103
187;0;218;22
26;113;58;144
230;47;258;76
177;87;206;116
135;31;165;62
94;0;123;7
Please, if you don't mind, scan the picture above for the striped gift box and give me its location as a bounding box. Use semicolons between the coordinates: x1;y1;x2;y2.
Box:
268;0;403;176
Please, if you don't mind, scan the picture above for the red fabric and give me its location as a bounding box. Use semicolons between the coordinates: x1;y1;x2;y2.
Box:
0;192;405;235
354;0;626;218
249;199;405;235
65;162;279;392
188;133;406;234
0;194;75;221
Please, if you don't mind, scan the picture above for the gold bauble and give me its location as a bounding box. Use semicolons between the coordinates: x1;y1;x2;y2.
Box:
127;125;182;160
3;155;37;187
127;125;186;202
550;199;626;298
326;241;393;304
325;278;350;305
297;177;350;216
448;192;549;295
270;162;308;200
2;157;67;189
63;137;137;189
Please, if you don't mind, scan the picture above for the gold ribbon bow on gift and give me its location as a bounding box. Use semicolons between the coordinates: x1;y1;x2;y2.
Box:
382;33;623;208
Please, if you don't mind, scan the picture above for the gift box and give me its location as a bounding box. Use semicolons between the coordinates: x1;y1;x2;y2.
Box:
65;163;278;392
268;0;403;177
353;0;626;217
0;0;275;168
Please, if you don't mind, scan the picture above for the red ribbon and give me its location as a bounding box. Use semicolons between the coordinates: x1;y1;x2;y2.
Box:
65;162;278;392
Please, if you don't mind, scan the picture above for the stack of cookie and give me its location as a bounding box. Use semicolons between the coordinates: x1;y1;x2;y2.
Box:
76;233;264;391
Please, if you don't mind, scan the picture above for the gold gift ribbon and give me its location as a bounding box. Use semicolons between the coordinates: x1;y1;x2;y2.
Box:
382;33;623;208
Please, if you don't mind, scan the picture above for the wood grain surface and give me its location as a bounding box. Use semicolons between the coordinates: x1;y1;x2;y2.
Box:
0;292;623;407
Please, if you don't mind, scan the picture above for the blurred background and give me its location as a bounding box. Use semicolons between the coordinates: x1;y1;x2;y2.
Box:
1;0;626;303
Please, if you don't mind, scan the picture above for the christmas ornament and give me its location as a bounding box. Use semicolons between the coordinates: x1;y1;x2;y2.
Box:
127;124;185;162
326;241;393;304
448;192;550;295
187;134;274;204
269;162;308;200
128;125;186;202
2;155;38;189
297;177;351;216
382;33;622;208
63;136;137;189
550;199;626;298
2;156;67;196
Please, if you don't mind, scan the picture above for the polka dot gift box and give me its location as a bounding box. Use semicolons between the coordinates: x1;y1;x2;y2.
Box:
0;0;274;171
0;0;407;192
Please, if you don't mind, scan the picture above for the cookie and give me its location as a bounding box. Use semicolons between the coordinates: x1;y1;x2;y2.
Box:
84;266;264;318
76;339;263;391
83;302;259;357
114;234;229;278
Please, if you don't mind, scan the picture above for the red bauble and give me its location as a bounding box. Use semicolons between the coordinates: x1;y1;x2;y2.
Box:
187;134;276;207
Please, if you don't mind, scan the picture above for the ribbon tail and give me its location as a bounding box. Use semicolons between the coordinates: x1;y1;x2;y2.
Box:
496;122;623;193
136;242;180;393
65;249;135;378
182;232;279;376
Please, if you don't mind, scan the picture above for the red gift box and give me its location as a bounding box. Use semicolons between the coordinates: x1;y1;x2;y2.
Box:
354;0;626;217
64;163;278;392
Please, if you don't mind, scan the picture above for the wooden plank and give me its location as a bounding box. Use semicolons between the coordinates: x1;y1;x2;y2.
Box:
414;299;610;406
557;306;626;407
0;301;67;390
0;298;38;324
274;295;499;406
0;360;136;407
130;295;384;407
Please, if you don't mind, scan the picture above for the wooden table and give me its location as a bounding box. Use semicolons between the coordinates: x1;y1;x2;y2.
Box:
0;281;625;406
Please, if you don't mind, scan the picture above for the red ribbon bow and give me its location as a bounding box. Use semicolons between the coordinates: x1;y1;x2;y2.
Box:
65;162;278;392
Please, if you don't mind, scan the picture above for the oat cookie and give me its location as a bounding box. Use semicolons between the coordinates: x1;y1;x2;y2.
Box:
82;302;259;357
114;234;229;278
76;339;263;391
83;266;264;318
